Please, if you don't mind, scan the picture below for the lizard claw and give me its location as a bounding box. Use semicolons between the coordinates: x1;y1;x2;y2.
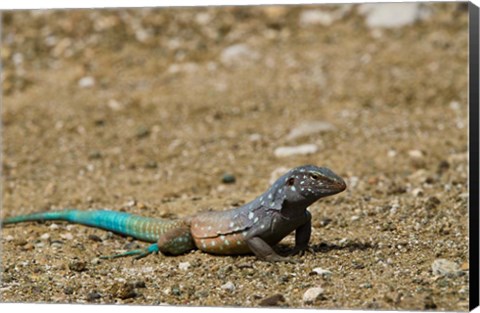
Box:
287;245;314;257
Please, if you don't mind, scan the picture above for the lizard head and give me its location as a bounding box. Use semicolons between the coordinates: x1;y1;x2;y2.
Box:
282;165;346;206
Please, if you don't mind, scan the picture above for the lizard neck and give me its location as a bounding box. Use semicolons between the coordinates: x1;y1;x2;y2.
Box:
279;200;310;219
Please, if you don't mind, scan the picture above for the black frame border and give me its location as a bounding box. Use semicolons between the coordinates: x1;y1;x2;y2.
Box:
469;1;479;311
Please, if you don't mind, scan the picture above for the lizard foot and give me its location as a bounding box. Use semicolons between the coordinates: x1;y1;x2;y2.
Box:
100;243;160;260
287;245;314;257
262;254;299;263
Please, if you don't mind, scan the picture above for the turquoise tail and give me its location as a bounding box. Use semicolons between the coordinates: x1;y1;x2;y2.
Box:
2;209;164;243
2;210;72;224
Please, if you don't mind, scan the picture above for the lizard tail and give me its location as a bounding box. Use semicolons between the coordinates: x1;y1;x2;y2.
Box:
2;209;187;244
2;210;73;224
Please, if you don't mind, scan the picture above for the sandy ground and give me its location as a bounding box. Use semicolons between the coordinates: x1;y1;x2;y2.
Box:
1;3;470;310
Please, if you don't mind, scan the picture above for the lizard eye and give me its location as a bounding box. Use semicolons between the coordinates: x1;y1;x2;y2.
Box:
287;177;295;186
310;173;320;180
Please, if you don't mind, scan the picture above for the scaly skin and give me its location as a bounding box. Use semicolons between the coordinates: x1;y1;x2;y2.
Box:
2;165;346;262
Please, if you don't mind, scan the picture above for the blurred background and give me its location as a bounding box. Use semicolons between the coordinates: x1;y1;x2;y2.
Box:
1;3;470;309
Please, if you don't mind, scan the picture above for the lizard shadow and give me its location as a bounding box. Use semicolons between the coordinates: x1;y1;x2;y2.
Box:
310;241;377;253
275;240;376;254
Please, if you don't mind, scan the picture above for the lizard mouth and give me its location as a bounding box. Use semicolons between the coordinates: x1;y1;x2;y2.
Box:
324;179;347;194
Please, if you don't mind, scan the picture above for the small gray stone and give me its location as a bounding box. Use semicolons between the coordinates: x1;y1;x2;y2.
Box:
274;144;318;158
178;261;191;271
311;268;332;278
60;233;74;241
167;62;199;74
69;260;87;272
86;291;102;301
286;121;335;141
299;10;336;27
222;173;236;184
408;149;424;159
259;294;285;306
358;3;431;29
220;44;260;66
432;259;462;277
412;188;424;197
48;223;59;230
220;281;235;292
78;76;95;88
136;126;150;139
303;287;325;304
360;282;373;289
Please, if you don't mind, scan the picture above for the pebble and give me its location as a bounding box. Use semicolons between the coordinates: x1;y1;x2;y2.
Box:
107;99;124;111
14;238;28;246
144;161;158;169
69;260;87;272
449;101;461;111
5;235;14;242
319;217;333;227
88;151;102;159
22;243;34;251
360;282;373;289
88;234;103;242
412;188;424;197
220;44;260;66
358;3;430;29
408;149;424;159
286;121;335;141
408;169;428;183
311;267;332;278
128;280;146;289
60;233;74;240
86;292;102;302
424;295;437;309
448;153;468;164
431;259;462;277
220;281;235;292
299;10;336;27
178;261;191;271
262;6;289;20
249;133;262;142
63;286;74;295
48;223;59;230
136;126;150;139
40;233;50;240
259;294;285;306
171;286;181;296
167;62;199;74
387;149;397;157
274;144;318;157
302;287;325;304
347;176;359;189
110;282;137;300
78;76;95;88
221;173;236;184
51;241;63;249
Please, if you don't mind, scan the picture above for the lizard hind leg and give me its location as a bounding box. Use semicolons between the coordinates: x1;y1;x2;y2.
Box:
157;226;195;256
100;243;160;260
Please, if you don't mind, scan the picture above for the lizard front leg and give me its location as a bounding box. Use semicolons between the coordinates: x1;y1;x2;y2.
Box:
288;218;312;256
246;237;297;263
